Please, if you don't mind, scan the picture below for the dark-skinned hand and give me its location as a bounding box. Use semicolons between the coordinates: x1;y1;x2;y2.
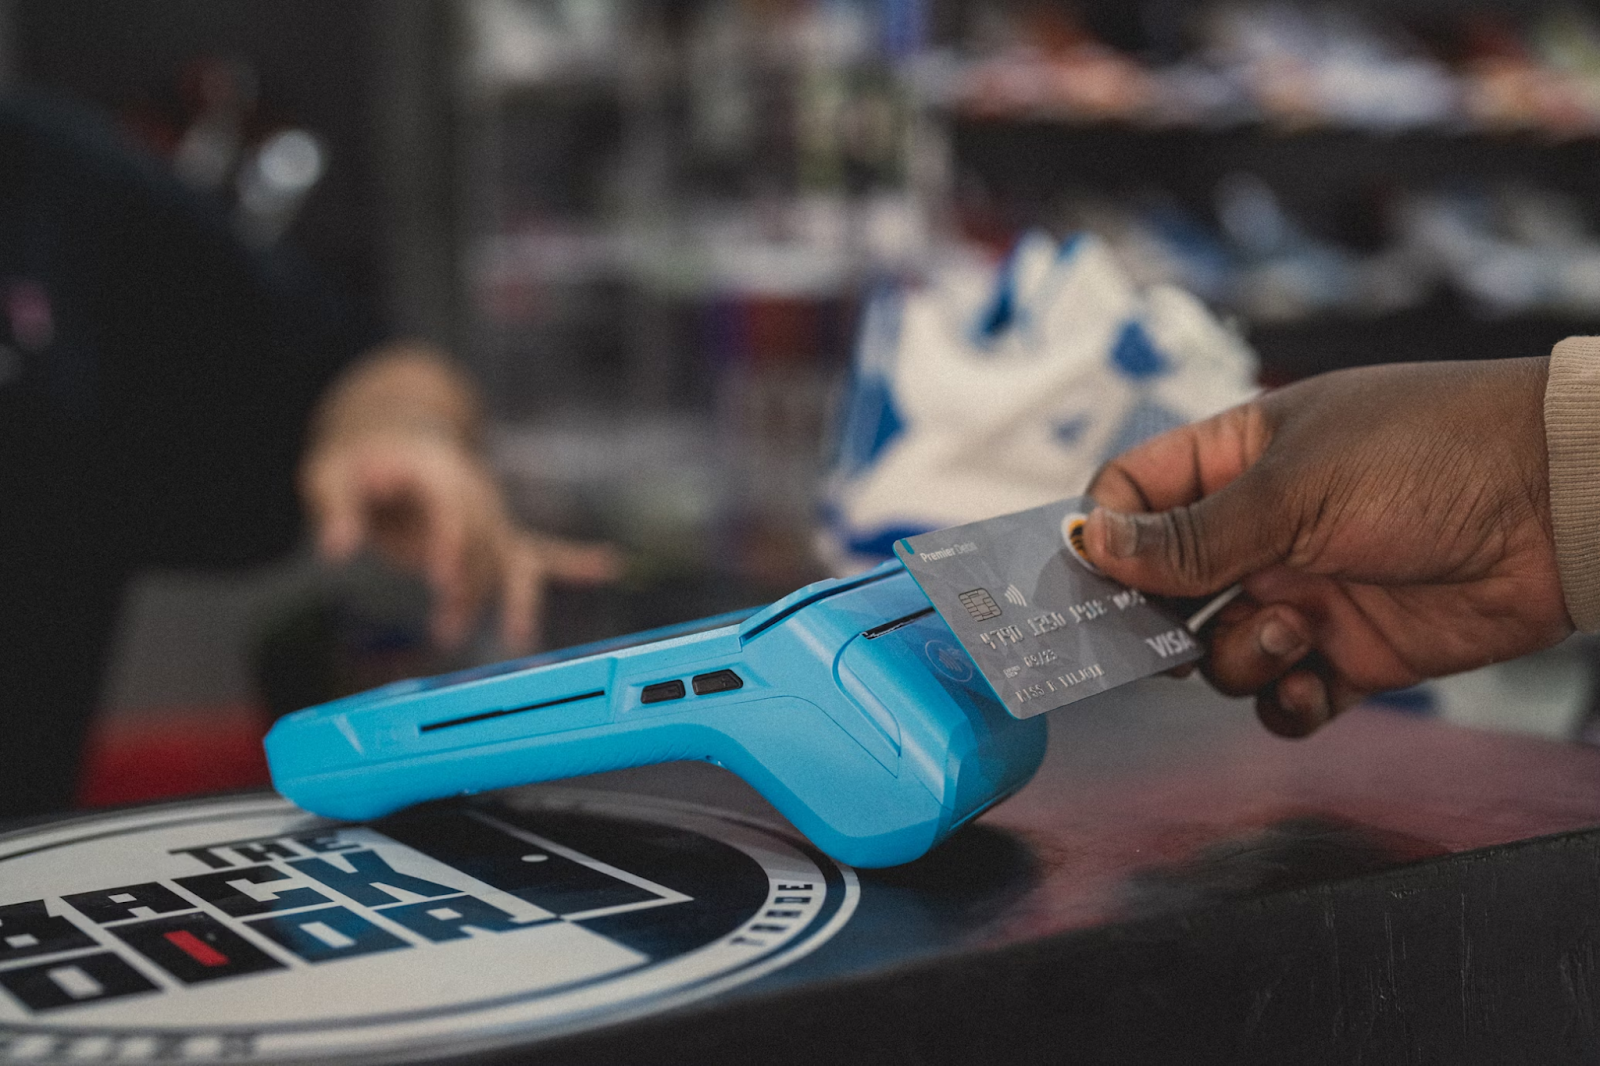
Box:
1081;358;1572;737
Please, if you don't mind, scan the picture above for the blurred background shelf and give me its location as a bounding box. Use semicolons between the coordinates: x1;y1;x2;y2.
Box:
950;120;1600;203
1248;300;1600;379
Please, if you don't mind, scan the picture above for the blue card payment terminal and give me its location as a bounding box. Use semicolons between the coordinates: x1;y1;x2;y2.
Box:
266;561;1048;868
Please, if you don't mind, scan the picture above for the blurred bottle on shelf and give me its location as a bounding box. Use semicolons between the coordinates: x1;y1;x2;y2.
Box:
463;0;627;92
115;55;328;248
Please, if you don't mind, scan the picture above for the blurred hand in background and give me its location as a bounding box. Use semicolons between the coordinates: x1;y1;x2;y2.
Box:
300;344;622;654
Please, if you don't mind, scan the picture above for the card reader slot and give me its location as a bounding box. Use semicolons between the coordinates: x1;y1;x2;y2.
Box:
861;607;936;640
420;690;607;733
741;565;901;641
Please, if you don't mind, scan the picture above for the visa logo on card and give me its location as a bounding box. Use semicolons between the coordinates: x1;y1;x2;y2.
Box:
895;497;1208;719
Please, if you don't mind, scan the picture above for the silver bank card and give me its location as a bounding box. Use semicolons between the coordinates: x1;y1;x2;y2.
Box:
895;497;1204;719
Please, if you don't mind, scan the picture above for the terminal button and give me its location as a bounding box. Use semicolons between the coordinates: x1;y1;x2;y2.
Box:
641;680;686;704
692;670;743;695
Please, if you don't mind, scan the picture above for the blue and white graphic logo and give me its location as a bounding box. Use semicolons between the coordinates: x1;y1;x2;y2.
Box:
0;793;857;1063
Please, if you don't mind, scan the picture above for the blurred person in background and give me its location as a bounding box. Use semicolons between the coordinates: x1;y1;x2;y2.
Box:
0;94;617;820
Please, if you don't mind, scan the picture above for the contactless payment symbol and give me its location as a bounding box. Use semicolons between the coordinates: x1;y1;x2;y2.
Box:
924;639;975;683
0;792;857;1063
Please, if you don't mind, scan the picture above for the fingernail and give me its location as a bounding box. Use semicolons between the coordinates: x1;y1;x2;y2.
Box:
1286;680;1331;731
1096;508;1138;559
1258;617;1303;658
1304;687;1330;729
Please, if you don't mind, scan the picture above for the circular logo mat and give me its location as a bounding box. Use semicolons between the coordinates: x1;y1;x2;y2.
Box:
0;790;857;1063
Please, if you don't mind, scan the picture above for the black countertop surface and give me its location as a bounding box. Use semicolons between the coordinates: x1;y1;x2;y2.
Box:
5;678;1600;1065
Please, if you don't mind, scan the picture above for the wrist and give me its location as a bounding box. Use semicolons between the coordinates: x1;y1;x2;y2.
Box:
1545;338;1600;631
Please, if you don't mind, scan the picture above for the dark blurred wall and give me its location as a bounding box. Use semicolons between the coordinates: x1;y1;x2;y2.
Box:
8;0;450;338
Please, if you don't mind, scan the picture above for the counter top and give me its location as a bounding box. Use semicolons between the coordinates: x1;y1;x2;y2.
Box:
4;678;1599;1065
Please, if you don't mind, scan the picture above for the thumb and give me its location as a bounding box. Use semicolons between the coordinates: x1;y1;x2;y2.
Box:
1082;470;1291;596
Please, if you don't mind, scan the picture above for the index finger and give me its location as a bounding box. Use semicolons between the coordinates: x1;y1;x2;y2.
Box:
1087;401;1269;514
413;478;477;645
301;455;367;562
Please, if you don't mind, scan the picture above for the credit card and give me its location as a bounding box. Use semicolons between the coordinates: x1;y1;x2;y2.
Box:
895;497;1207;719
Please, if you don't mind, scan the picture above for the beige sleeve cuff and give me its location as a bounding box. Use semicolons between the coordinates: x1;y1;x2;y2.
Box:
1546;337;1600;632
